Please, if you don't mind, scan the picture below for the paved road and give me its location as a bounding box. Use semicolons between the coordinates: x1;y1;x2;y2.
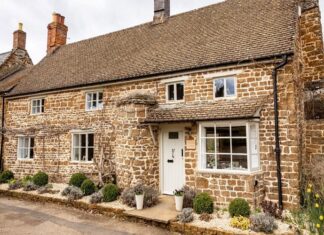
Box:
0;197;174;235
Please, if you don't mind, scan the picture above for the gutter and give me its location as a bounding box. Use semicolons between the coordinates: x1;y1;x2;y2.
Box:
272;55;288;210
0;95;5;171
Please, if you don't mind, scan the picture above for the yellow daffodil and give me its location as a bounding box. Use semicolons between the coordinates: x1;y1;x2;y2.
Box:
315;203;319;208
316;224;321;229
320;215;324;221
315;193;320;199
307;188;312;193
308;184;313;188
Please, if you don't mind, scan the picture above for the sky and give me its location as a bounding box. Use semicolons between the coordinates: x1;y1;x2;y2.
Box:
0;0;324;63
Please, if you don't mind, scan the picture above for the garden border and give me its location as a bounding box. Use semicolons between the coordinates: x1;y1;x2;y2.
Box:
0;189;294;235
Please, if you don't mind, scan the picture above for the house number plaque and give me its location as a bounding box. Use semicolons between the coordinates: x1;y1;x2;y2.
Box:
186;140;196;150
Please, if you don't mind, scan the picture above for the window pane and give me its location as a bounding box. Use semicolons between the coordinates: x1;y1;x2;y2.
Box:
169;132;179;139
216;139;230;153
217;154;231;170
168;84;175;100
176;83;184;100
204;127;215;137
206;139;215;153
232;155;248;170
29;138;34;159
88;148;94;161
232;126;246;137
98;92;103;101
216;127;230;137
88;134;94;147
86;93;92;103
81;134;86;147
206;154;215;169
81;148;86;161
232;139;247;154
226;78;235;96
215;79;224;98
73;134;80;147
73;148;80;161
32;107;37;114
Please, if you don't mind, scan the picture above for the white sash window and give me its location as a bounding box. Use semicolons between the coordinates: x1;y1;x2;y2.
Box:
199;121;260;173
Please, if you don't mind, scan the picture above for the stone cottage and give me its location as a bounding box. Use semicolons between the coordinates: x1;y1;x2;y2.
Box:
1;0;324;209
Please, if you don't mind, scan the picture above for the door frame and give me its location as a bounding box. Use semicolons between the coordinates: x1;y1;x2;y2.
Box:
159;124;186;195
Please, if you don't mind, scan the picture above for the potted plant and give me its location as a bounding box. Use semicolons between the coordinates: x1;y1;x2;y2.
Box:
134;184;145;210
174;189;184;212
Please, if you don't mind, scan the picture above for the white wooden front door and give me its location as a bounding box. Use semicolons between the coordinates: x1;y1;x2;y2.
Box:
162;128;185;195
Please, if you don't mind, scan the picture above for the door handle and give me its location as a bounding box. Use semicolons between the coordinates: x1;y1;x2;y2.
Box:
181;149;184;157
172;149;175;158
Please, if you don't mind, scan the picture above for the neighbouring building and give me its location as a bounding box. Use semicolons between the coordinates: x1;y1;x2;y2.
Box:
1;0;324;209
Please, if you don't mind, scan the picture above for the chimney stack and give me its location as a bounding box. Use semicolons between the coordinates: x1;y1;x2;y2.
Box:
47;12;68;54
153;0;170;24
13;23;26;50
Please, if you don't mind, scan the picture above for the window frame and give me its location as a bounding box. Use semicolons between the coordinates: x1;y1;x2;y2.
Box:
198;121;260;174
213;76;237;99
85;91;104;111
166;81;185;103
30;98;45;115
17;136;35;160
71;131;94;163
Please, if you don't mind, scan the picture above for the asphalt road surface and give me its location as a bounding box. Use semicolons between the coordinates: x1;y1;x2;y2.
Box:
0;197;175;235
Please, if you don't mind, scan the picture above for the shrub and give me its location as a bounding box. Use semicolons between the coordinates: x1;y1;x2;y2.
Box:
182;186;196;208
193;192;214;214
8;179;23;190
229;198;251;217
81;179;96;196
199;213;213;222
22;175;33;186
177;208;194;223
250;213;278;233
69;173;87;188
0;170;14;183
230;216;250;230
102;184;119;202
90;191;103;204
121;184;159;208
260;200;282;219
62;186;83;200
37;184;59;194
32;172;48;186
23;181;39;191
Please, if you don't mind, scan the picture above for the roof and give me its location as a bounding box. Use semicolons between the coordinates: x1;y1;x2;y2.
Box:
0;52;11;66
0;68;31;93
8;0;298;96
144;97;266;123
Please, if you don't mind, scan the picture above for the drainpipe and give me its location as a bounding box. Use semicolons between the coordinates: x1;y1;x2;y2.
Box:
0;95;5;172
272;55;288;210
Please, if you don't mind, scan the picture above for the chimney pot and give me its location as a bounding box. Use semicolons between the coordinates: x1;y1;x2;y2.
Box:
47;13;68;54
153;0;170;24
13;23;26;50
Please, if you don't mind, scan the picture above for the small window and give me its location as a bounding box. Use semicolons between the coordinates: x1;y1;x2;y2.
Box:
31;98;45;114
72;133;94;162
167;82;184;102
169;132;179;139
17;136;34;160
214;77;236;98
86;91;103;111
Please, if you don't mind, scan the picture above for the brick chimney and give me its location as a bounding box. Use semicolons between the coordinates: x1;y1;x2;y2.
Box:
47;13;68;54
153;0;170;24
13;23;26;50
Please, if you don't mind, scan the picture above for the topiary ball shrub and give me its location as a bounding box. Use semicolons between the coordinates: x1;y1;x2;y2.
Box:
229;198;251;217
32;171;49;186
193;192;214;214
80;179;96;196
69;173;87;188
102;183;119;202
0;170;14;183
